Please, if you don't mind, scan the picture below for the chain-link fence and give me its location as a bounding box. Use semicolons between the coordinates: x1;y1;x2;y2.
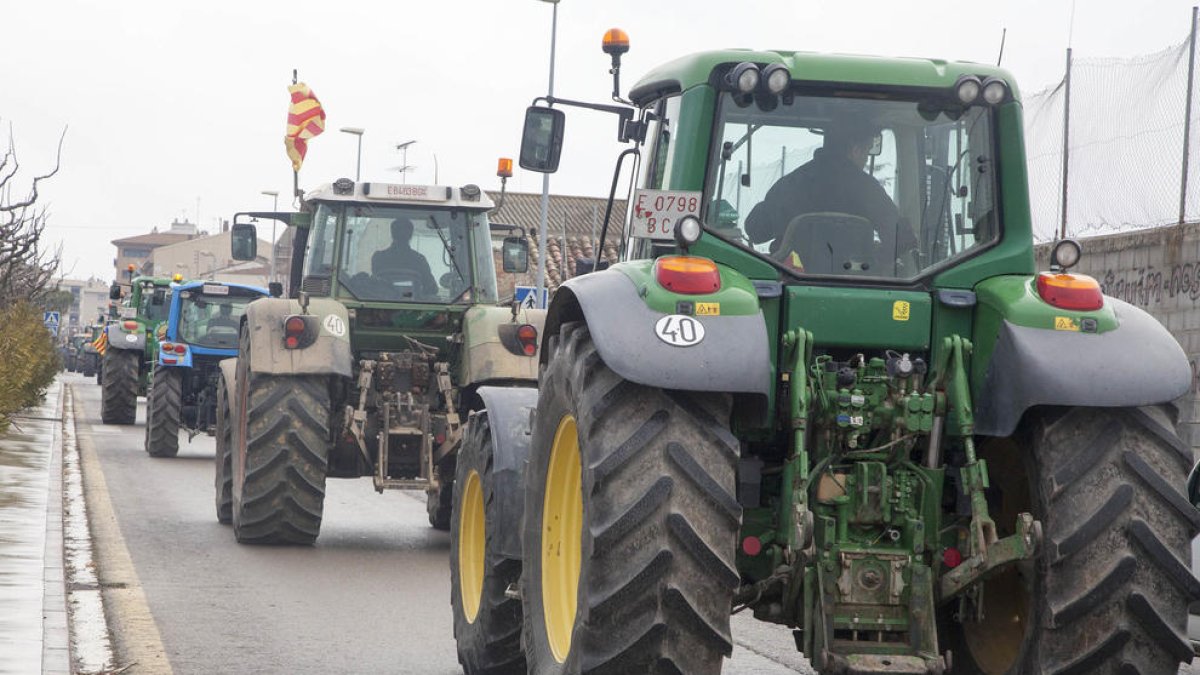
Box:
1025;10;1200;241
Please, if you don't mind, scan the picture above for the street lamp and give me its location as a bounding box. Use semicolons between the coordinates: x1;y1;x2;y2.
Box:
261;190;280;282
340;127;365;181
395;140;416;184
535;0;560;309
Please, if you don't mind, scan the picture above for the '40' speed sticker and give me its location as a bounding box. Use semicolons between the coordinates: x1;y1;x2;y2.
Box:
654;314;705;347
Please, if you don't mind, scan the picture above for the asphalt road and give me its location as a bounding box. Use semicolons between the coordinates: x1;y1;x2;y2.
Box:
69;374;813;675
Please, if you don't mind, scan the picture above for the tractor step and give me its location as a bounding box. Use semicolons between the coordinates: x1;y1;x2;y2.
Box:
841;653;944;675
373;476;433;491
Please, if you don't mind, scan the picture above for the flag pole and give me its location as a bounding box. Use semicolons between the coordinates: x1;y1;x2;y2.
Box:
292;69;302;199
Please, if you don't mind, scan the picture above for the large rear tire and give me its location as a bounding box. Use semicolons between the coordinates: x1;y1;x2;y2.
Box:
521;322;741;675
429;480;453;531
451;412;525;675
100;348;139;425
214;368;233;524
144;366;182;457
231;325;330;545
948;405;1200;674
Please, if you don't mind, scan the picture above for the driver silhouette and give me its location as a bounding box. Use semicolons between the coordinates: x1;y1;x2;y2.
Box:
371;218;437;295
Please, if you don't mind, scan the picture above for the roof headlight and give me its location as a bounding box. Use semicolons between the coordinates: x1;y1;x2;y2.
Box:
727;62;760;94
1051;238;1082;270
955;75;982;104
762;63;791;95
981;77;1009;105
674;216;703;249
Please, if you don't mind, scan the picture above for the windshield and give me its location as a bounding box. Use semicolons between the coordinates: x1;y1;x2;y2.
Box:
177;287;257;349
705;90;999;280
138;283;171;322
306;202;498;304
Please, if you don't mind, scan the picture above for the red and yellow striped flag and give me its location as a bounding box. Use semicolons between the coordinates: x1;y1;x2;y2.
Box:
92;331;108;356
284;82;326;172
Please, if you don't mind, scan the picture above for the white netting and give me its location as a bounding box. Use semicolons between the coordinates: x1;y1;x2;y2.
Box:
1024;33;1196;241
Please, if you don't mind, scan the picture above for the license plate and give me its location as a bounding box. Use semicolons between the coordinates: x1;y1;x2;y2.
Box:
629;190;702;241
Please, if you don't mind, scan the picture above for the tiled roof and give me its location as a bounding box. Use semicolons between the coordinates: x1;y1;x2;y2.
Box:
487;191;626;293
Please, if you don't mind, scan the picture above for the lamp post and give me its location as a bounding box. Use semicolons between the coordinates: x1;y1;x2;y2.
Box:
535;0;560;309
261;190;280;282
340;127;365;181
395;140;417;184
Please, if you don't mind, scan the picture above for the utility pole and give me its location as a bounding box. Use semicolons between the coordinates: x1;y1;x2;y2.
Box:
1059;48;1072;240
1181;6;1198;224
535;0;560;309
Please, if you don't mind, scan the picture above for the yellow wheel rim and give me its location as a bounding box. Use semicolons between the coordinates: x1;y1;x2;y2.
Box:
458;470;485;624
542;415;583;663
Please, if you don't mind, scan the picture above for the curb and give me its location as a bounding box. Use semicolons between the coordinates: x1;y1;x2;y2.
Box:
42;379;70;674
61;382;116;672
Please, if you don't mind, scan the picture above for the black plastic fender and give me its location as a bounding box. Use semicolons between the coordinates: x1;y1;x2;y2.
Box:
104;324;145;351
543;270;771;398
473;385;538;560
975;298;1190;437
243;297;353;377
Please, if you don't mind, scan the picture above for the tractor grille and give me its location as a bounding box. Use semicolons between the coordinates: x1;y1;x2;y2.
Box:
300;276;331;296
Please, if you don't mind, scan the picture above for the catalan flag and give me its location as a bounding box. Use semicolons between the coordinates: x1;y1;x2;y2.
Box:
92;331;108;356
284;82;326;172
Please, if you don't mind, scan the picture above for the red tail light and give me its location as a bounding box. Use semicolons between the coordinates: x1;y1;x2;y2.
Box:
517;324;538;356
173;343;186;354
1036;272;1103;311
943;547;963;569
161;342;173;352
741;536;762;556
654;256;720;295
283;315;309;350
123;320;139;331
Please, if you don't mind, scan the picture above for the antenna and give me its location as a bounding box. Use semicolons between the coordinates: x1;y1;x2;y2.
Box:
997;28;1007;66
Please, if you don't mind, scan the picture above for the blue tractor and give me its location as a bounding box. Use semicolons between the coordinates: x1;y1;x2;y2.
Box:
144;280;269;458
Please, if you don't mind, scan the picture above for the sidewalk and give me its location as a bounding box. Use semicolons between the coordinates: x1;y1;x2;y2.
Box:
0;377;69;674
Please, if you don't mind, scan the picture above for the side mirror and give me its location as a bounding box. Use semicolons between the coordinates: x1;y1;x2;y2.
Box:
501;236;530;274
868;132;883;157
519;106;565;173
268;281;283;298
1188;461;1200;508
108;283;122;300
231;223;258;261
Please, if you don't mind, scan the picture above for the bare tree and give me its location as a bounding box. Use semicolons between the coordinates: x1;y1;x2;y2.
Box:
0;123;65;309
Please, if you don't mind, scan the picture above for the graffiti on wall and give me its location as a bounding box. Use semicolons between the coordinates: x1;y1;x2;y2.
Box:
1100;262;1200;307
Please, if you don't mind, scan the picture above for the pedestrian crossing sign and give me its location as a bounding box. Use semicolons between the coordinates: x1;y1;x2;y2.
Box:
514;286;548;310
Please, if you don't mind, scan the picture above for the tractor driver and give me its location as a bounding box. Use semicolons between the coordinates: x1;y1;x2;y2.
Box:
209;303;237;331
371;217;438;296
744;118;911;266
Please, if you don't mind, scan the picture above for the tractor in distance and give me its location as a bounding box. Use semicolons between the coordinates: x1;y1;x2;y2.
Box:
218;170;541;543
445;33;1196;675
101;271;182;424
143;279;268;459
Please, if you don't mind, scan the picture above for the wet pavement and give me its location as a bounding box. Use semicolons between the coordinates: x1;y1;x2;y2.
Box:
0;378;68;675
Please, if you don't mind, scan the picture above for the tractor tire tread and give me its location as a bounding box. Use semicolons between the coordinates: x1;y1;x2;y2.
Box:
100;348;139;425
145;367;182;457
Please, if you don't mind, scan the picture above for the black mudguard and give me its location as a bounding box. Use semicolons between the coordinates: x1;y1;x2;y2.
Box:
104;324;145;351
543;270;771;398
975;298;1190;437
474;385;539;560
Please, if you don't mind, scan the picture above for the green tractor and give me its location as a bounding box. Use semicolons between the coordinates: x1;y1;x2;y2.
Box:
221;176;540;544
101;274;177;424
447;40;1196;675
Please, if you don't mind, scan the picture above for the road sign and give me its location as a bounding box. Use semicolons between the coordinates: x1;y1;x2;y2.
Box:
514;286;548;310
43;311;60;326
47;324;58;337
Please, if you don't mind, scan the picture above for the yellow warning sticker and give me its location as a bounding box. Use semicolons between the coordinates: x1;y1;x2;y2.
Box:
892;301;910;322
695;302;720;316
1054;316;1081;332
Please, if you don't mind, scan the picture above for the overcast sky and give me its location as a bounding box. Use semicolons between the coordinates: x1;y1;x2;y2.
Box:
2;0;1195;282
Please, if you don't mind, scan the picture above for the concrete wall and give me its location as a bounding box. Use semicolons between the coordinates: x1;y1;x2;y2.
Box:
1036;223;1200;448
